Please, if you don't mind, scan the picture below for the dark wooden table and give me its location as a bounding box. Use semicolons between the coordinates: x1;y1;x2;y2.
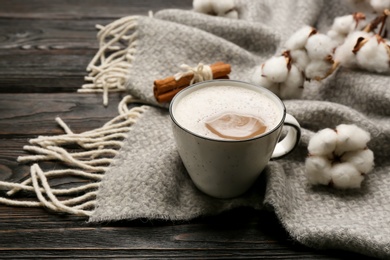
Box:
0;1;373;259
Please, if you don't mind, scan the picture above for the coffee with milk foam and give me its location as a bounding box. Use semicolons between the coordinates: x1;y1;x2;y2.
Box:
173;85;282;141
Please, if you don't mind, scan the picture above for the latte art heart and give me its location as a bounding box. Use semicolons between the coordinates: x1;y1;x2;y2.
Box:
205;113;267;140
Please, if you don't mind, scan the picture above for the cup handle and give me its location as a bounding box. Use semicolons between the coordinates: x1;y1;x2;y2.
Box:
271;113;301;159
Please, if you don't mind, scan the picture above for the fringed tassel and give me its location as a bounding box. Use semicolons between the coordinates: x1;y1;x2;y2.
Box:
0;96;150;216
78;16;140;106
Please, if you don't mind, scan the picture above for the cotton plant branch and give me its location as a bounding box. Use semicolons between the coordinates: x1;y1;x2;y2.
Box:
247;8;385;191
251;9;390;100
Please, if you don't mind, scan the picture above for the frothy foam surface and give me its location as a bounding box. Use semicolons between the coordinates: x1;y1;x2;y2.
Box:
173;85;282;140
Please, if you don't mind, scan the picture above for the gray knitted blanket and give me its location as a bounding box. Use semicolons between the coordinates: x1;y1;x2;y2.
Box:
0;0;387;257
74;0;390;258
85;0;390;258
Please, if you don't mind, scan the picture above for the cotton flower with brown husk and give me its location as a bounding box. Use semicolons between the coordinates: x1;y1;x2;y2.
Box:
305;124;375;189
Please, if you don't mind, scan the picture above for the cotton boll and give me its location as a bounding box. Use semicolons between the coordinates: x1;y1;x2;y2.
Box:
261;56;289;83
306;124;373;189
370;0;390;12
308;128;338;156
350;30;372;41
305;34;337;60
305;60;333;80
333;31;371;68
330;163;364;189
279;65;304;99
334;124;371;155
327;29;346;45
193;0;213;14
251;65;280;96
334;45;357;68
284;26;316;51
305;156;332;185
328;14;367;44
332;15;357;35
332;13;366;33
341;149;375;174
211;0;236;17
290;49;310;71
356;36;390;73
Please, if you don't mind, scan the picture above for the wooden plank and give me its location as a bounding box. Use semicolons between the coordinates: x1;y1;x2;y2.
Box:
0;76;85;93
0;49;94;76
0;18;98;92
0;0;193;19
0;19;100;50
0;92;134;135
0;137;30;183
0;49;93;92
0;206;360;259
0;207;303;253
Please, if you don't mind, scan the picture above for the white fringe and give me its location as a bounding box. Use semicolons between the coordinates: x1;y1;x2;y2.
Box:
0;96;150;217
78;16;139;106
0;16;150;217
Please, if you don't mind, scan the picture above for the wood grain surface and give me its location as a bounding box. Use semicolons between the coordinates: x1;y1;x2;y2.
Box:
0;1;372;259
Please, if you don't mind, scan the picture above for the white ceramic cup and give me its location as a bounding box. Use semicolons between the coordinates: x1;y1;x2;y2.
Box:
169;79;301;198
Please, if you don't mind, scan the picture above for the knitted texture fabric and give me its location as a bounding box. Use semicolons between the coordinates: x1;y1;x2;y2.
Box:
89;0;390;258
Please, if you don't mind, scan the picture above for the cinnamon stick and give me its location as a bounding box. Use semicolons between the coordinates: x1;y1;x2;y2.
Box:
154;62;231;103
154;86;187;104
